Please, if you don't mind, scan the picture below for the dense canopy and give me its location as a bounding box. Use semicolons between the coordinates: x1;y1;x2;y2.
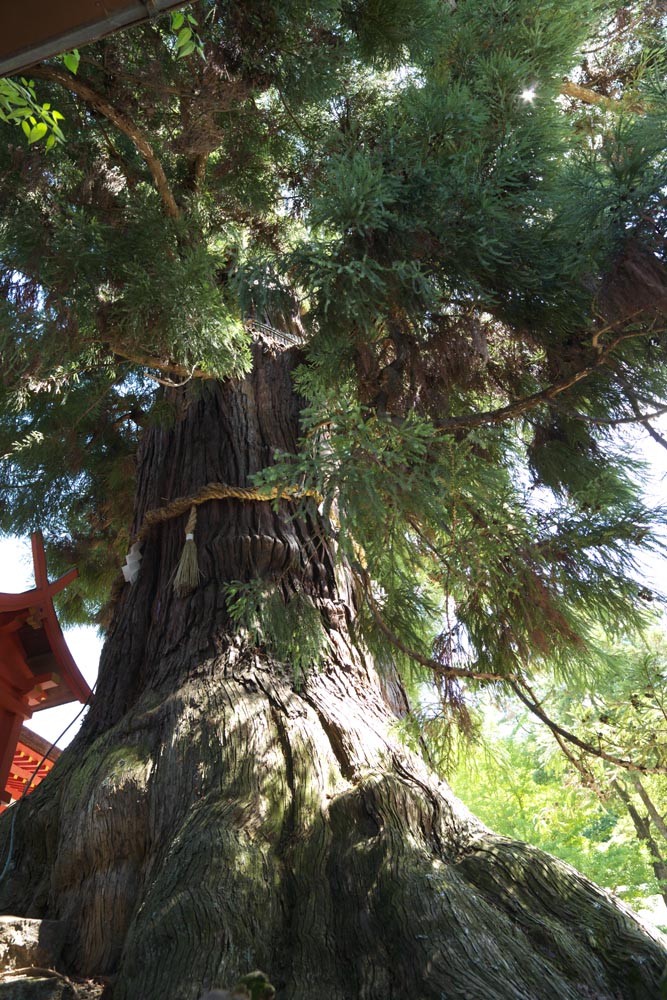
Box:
1;0;667;711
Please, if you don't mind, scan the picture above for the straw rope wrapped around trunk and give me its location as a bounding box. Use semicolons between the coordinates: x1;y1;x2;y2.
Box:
129;481;323;596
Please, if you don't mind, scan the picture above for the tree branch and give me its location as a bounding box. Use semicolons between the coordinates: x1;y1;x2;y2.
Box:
357;564;667;776
354;565;512;686
30;66;180;220
611;778;667;898
560;80;643;114
560;80;616;110
509;679;667;776
628;394;667;452
631;774;667;844
190;153;208;192
438;323;655;432
551;402;667;427
539;714;602;792
107;343;217;381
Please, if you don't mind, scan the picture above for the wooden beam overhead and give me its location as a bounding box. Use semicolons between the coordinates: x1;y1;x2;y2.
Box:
0;0;188;77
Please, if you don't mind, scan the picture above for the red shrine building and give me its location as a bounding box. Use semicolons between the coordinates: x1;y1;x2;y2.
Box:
0;533;92;810
3;726;62;811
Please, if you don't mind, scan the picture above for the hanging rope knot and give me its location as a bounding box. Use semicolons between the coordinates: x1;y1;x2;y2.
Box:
173;504;201;598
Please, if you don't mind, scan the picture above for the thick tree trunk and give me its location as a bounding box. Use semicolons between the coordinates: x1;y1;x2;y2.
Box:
1;343;666;999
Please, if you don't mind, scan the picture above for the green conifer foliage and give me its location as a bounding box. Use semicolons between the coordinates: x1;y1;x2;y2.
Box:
0;0;665;709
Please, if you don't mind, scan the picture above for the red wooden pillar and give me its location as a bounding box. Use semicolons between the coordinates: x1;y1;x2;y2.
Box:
0;713;25;805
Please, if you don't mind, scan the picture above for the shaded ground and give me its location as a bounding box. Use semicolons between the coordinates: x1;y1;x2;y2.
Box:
0;968;108;999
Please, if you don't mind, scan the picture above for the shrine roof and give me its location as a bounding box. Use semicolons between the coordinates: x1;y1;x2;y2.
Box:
1;725;61;810
0;533;92;710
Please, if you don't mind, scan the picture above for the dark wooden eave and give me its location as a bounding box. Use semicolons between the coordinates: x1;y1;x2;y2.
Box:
1;726;62;811
0;0;188;77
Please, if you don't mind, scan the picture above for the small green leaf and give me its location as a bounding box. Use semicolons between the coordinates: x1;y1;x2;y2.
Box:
46;134;56;151
177;39;196;58
21;120;30;138
63;50;80;74
171;11;184;29
52;110;65;122
177;27;192;45
187;14;198;24
28;122;48;144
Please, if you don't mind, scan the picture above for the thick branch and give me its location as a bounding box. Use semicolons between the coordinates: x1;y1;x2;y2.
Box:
438;325;653;432
107;343;217;381
190;153;208;192
560;80;643;114
560;80;615;110
611;778;667;902
631;774;667;844
30;66;180;220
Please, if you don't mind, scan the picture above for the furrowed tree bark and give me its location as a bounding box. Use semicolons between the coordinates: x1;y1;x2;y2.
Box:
1;343;667;1000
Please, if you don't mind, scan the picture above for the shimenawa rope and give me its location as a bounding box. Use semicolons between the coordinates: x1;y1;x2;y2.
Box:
125;482;323;596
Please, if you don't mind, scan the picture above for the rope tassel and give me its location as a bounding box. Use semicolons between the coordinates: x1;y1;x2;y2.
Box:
173;505;201;598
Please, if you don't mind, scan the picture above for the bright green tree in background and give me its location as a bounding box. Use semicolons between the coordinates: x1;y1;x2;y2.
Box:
451;718;658;909
449;624;667;920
